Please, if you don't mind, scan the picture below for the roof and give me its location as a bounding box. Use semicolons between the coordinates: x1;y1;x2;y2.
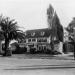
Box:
25;28;57;38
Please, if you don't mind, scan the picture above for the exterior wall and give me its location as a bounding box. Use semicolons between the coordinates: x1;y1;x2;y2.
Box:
63;28;69;42
54;42;63;53
25;37;51;52
19;34;63;54
27;45;30;52
58;42;63;53
23;36;63;53
47;36;51;43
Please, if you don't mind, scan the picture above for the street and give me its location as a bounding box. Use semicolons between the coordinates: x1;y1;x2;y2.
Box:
0;54;75;75
1;68;75;75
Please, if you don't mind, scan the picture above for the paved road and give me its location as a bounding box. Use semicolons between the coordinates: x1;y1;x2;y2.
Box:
1;68;75;75
0;54;75;75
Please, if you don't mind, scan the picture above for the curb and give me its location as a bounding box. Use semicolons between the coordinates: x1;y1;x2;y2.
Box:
4;65;75;70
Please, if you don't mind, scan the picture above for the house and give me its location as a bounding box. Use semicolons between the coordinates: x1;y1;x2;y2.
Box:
18;28;63;53
63;28;74;53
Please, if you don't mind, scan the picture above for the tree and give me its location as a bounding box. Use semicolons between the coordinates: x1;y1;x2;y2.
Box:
66;17;75;59
47;4;55;50
47;4;63;51
53;12;63;42
66;17;75;41
0;15;25;56
47;4;54;28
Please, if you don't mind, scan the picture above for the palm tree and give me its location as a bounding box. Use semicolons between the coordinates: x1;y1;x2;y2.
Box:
0;16;25;56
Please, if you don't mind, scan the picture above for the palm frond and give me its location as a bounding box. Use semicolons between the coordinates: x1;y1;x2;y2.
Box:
0;15;25;41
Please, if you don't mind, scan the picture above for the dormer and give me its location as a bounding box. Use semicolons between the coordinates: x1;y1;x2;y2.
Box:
31;32;35;36
41;32;45;36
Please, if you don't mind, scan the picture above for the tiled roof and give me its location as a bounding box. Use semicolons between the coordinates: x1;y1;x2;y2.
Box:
25;28;57;38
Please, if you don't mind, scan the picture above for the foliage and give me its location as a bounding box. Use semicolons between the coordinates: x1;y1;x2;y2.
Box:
0;15;25;56
66;18;75;32
52;12;63;42
66;18;75;41
12;43;27;54
47;4;63;42
47;4;55;28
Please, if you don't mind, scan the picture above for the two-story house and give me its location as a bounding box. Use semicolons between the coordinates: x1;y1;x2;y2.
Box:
18;28;62;53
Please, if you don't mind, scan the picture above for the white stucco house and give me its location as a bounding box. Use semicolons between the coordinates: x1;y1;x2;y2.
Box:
18;28;63;54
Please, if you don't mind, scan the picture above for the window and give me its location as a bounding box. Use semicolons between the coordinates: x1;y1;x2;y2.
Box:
43;38;47;42
28;39;31;42
37;39;41;42
37;38;47;42
32;38;36;42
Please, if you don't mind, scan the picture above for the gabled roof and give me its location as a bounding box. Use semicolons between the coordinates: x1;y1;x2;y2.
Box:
25;28;57;38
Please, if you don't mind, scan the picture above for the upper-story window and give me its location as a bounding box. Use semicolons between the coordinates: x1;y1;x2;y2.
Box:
31;32;35;36
32;38;36;42
24;39;26;43
28;39;31;42
37;38;41;42
43;38;47;42
37;38;47;42
41;32;45;36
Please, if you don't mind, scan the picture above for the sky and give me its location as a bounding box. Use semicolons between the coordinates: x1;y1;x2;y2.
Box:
0;0;75;31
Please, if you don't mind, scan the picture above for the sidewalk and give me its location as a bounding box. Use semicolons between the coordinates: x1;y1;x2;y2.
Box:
2;59;75;70
9;53;74;60
54;52;74;60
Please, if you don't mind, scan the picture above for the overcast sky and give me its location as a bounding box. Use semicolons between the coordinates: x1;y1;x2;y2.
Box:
0;0;75;31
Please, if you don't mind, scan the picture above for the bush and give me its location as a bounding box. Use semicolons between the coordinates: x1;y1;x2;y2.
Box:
12;47;27;54
30;47;36;54
12;43;27;54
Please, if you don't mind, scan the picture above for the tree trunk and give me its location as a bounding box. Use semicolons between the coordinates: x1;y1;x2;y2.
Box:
50;34;54;51
0;40;2;54
3;39;12;56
